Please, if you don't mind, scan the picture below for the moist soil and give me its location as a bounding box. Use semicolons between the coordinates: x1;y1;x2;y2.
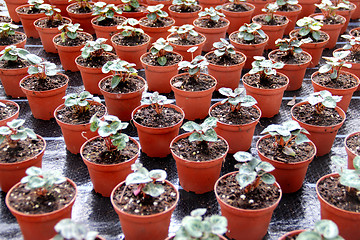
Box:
312;72;358;89
120;4;147;13
112;32;149;46
133;105;183;128
257;136;315;163
253;14;288;26
292;103;343;126
269;51;311;65
0;16;12;22
206;52;245;66
171;136;228;162
20;74;68;92
194;18;228;28
67;4;93;14
278;4;300;12
0;102;17;120
100;75;145;94
290;30;329;43
243;73;288;89
92;16;125;27
346;132;360;155
0;137;44;164
53;32;92;47
312;15;345;25
35;18;70;29
55;103;106;125
0;58;30;69
140;17;174;28
222;3;253;12
0;33;26;46
82;137;139;165
17;6;42;14
75;53;118;68
344;51;360;63
171;73;216;91
230;33;267;45
142;52;182;67
216;173;281;210
112;182;177;215
169;4;201;13
318;175;360;212
7;181;76;214
168;33;205;46
209;102;260;125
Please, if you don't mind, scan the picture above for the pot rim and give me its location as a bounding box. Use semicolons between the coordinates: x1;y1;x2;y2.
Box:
98;74;147;95
66;2;94;14
344;131;360;157
0;99;19;121
309;13;346;25
168;4;202;13
140;51;183;69
20;72;69;93
252;14;290;27
167;32;206;46
75;52;117;69
310;70;360;91
15;4;47;16
139;16;175;28
170;72;217;93
53;31;93;48
111;31;150;48
268;49;312;66
91;15;126;27
242;72;289;91
193;17;230;29
229;31;269;46
221;2;255;12
205;50;247;68
289;29;330;44
34;16;72;30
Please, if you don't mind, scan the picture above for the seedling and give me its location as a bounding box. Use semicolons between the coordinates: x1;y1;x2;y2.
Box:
53;219;98;240
342;34;360;56
141;91;174;115
219;87;257;112
262;2;279;23
305;90;342;114
296;17;323;41
102;59;137;89
237;23;266;42
177;55;208;85
146;4;168;23
58;23;83;42
0;119;37;149
0;45;32;64
172;0;198;12
63;91;101;115
212;38;236;58
28;0;45;11
38;3;62;23
92;2;122;22
275;37;311;57
233;151;275;193
315;0;345;20
198;7;225;25
248;56;284;86
174;208;228;240
117;18;145;40
90;115;129;152
122;0;140;12
69;0;92;10
261;120;310;156
319;50;352;81
27;57;59;84
168;24;199;41
80;38;113;60
297;219;344;240
149;37;174;66
0;22;19;39
276;0;298;10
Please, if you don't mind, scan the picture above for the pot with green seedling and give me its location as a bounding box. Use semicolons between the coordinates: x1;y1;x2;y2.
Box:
257;120;316;193
132;92;184;157
273;0;302;35
146;0;172;14
169;0;203;26
344;131;360;169
48;0;72;17
66;0;95;34
331;0;355;34
111;18;151;69
80;115;140;197
119;0;148;20
0;22;27;51
111;162;179;240
0;99;20;127
0;119;45;192
170;117;229;194
52;218;105;240
291;90;345;156
20;56;69;120
242;56;288;118
209;87;260;153
214;151;282;240
54;90;107;154
5;167;77;240
99;59;146;121
16;0;47;38
311;50;359;112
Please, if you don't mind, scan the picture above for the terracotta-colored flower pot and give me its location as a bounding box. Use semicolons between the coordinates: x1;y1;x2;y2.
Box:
80;136;140;197
0;99;19;127
246;0;272;17
337;3;356;34
120;3;148;20
333;48;360;91
209;102;261;154
0;65;29;98
311;70;359;112
298;0;320;19
167;32;206;62
278;230;305;240
165;235;227;240
242;72;289;118
291;101;346;156
48;0;71;17
220;3;255;35
146;0;172;14
140;51;182;93
276;4;302;35
0;31;27;52
139;16;175;46
66;2;95;34
193;17;230;52
214;172;282;240
111;180;179;240
350;26;360;36
131;104;184;158
5;178;77;240
4;0;27;23
170;132;229;194
350;0;360;19
168;4;202;26
170;73;217;120
0;135;45;193
15;4;46;38
205;50;246;90
198;0;227;9
99;75;146;121
20;73;69;120
345;131;360;169
91;16;126;45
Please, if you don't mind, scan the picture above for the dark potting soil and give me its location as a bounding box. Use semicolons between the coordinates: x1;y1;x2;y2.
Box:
193;18;228;28
257;136;315;163
351;29;360;37
7;181;76;214
269;51;311;65
35;18;71;29
141;52;182;67
206;52;245;66
93;16;126;27
0;102;17;120
53;32;92;47
75;54;118;68
216;173;281;210
0;16;12;23
171;136;228;162
168;33;205;46
0;137;44;164
140;17;174;28
17;6;42;14
112;182;177;215
253;14;288;26
243;73;288;89
222;3;253;12
230;33;267;45
290;30;329;43
133;105;183;128
0;33;26;46
209;102;260;125
82;137;139;165
111;32;149;46
312;72;358;89
278;4;300;12
100;75;145;94
55;104;106;125
169;4;201;13
292;103;343;126
313;15;345;25
67;3;92;14
317;175;360;212
0;58;30;69
171;73;216;91
120;4;147;13
344;51;360;64
20;74;68;92
346;132;360;155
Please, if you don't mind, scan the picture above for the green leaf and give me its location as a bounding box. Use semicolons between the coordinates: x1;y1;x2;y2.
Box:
315;219;339;239
125;172;152;185
261;173;276;185
111;75;122;89
148;169;167;181
257;161;275;172
183;218;203;238
157;56;167;66
297;231;322;240
142;182;165;197
190;208;206;217
235;171;256;188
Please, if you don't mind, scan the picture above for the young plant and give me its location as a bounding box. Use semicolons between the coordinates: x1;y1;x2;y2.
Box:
174;208;228;240
212;38;236;60
53;218;98;240
276;0;298;10
296;17;324;42
146;4;169;23
28;0;45;9
248;56;284;85
342;34;360;57
0;119;37;149
92;2;122;22
0;22;19;39
297;219;344;240
27;57;59;84
101;59;137;89
177;55;208;85
198;7;225;25
315;0;344;20
149;37;174;66
0;45;32;65
168;24;199;41
305;90;342;114
69;0;92;11
117;18;145;40
58;23;83;42
63;91;101;115
219;87;257;112
38;3;63;23
261;120;310;156
172;0;198;12
274;37;311;57
237;23;267;42
141;91;174;115
319;50;352;81
122;0;140;12
262;2;279;23
80;38;113;60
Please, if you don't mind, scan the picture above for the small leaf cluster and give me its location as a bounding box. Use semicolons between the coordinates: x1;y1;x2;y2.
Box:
53;218;98;240
58;23;83;42
63;91;101;114
261;120;310;156
28;0;45;10
212;38;236;58
0;45;31;63
172;0;198;11
219;87;257;112
319;50;352;81
168;24;198;41
181;117;218;143
178;55;208;80
117;18;144;38
147;4;168;22
296;17;323;41
333;155;360;194
92;2;122;22
174;208;227;240
0;22;19;39
237;23;266;42
249;56;284;84
69;0;92;10
342;34;360;54
81;38;113;59
38;3;62;22
234;151;275;193
297;219;344;240
275;37;311;57
198;7;225;22
276;0;298;7
141;91;174;115
262;3;279;22
27;57;59;81
150;38;173;66
0;119;37;148
90;115;130;151
306;90;342;114
122;0;140;12
102;59;137;88
315;0;343;19
125;162;167;198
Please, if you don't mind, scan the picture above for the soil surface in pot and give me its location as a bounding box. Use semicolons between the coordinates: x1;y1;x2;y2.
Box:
0;16;12;22
67;3;92;14
216;173;281;210
0;102;17;120
140;17;174;28
168;33;204;45
243;73;288;89
344;51;360;63
142;52;181;66
206;52;245;66
170;5;201;13
112;182;177;215
223;3;253;12
0;58;30;69
133;105;183;128
230;33;267;45
82;137;138;164
253;15;287;26
278;4;300;12
292;103;343;126
269;51;311;65
7;181;76;214
312;72;358;89
112;32;149;46
0;138;44;164
0;33;26;46
257;137;315;163
17;6;42;14
56;104;106;125
120;4;147;13
290;30;329;43
53;32;92;47
92;16;125;27
76;54;118;68
351;29;360;37
210;103;260;125
318;175;360;212
194;18;228;28
171;73;216;91
35;18;71;28
346;133;360;155
100;75;145;94
313;15;344;25
20;74;68;91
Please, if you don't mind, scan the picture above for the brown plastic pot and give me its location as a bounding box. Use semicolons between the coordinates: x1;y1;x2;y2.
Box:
139;17;175;46
276;4;302;35
0;32;27;52
337;3;356;34
220;2;255;35
291;101;346;156
298;0;320;19
167;32;206;62
91;16;126;45
278;230;305;240
350;0;360;19
4;0;27;23
0;99;19;127
48;0;71;17
132;104;184;158
344;131;360;169
168;4;202;26
170;132;229;194
15;4;46;38
66;2;95;34
0;65;29;98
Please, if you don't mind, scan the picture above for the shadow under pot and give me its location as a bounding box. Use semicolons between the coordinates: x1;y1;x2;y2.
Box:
0;99;20;127
344;131;360;169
